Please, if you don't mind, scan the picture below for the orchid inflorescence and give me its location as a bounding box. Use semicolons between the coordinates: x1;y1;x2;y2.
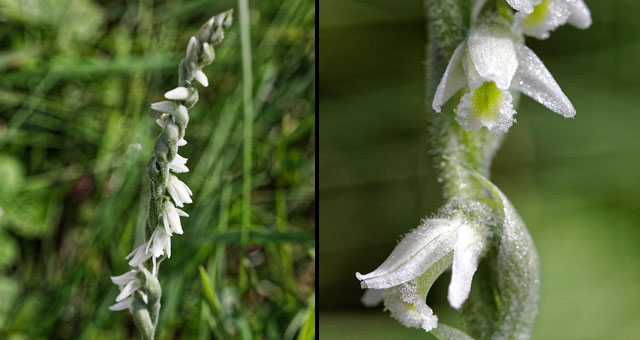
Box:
109;10;233;340
356;0;590;339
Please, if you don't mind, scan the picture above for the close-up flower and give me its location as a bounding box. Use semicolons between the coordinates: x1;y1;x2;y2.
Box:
167;174;193;208
356;217;487;331
432;25;575;133
109;269;144;311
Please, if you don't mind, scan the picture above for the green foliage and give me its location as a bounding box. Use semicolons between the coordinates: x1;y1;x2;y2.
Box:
0;0;315;339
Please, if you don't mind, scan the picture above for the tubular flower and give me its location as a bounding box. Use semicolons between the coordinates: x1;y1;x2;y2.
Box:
162;201;188;235
513;0;592;39
109;269;146;311
167;174;193;207
432;26;575;133
356;217;486;331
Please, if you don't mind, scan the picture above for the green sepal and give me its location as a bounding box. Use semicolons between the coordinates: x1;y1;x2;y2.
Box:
461;168;540;340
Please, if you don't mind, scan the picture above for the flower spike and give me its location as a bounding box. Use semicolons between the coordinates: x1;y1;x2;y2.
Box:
110;11;233;340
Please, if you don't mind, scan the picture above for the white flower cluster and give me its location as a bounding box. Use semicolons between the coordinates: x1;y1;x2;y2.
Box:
109;89;197;311
433;0;591;134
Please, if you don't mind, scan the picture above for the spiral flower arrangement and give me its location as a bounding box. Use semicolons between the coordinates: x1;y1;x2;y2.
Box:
109;10;233;340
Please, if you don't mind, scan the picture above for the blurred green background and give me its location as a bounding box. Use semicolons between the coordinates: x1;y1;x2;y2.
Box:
320;0;640;339
0;0;315;339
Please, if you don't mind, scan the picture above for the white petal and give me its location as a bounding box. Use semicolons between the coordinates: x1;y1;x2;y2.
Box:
150;101;175;114
150;228;171;258
382;254;452;332
567;0;592;29
510;43;575;117
177;138;188;146
115;279;142;302
109;296;133;311
156;119;165;128
176;208;189;217
513;0;571;40
162;208;173;236
454;84;516;133
467;28;518;90
169;154;189;173
505;0;541;14
126;244;152;267
202;42;215;62
111;270;139;286
165;87;190;100
195;70;209;87
355;218;461;289
169;160;189;173
165;201;184;235
432;42;466;113
361;289;384;307
447;223;486;309
168;175;193;208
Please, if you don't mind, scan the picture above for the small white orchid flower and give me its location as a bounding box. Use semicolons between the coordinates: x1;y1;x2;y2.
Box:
356;217;486;331
109;269;146;311
164;87;192;101
169;154;189;173
513;0;592;39
195;69;209;87
433;26;575;133
162;201;188;235
167;174;193;207
147;227;172;258
126;243;153;267
150;101;176;114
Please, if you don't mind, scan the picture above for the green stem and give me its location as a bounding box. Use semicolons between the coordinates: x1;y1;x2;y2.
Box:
425;1;539;339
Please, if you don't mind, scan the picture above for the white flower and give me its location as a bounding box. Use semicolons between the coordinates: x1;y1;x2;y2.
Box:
147;227;172;258
165;87;191;100
513;0;592;39
109;269;145;311
169;154;189;173
126;243;152;267
433;26;575;133
195;69;209;87
177;138;187;146
167;174;193;207
162;201;188;235
151;100;176;114
356;217;486;331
